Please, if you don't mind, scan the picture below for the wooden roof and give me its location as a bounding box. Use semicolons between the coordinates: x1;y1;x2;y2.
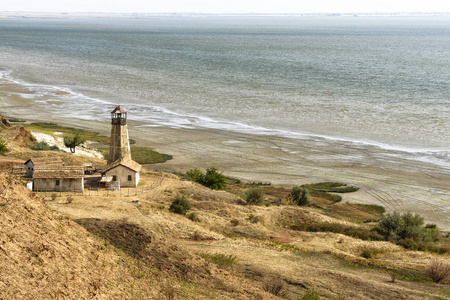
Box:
103;157;141;173
33;166;84;179
25;157;63;166
111;105;127;114
0;157;26;168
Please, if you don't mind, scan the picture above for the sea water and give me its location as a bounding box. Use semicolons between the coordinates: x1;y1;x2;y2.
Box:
0;16;449;166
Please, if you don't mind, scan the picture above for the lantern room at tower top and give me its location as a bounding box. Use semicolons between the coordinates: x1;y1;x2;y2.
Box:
111;105;127;125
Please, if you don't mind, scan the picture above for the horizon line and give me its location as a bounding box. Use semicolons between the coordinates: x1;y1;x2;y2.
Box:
1;11;450;17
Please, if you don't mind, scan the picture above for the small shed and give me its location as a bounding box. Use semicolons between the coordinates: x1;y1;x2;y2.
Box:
33;166;84;192
102;157;141;188
24;157;63;178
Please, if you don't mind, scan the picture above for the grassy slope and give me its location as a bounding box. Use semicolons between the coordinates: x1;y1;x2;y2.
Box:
1;118;449;299
39;172;450;299
0;174;276;299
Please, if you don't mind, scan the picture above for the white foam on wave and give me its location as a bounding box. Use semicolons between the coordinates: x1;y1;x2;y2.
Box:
2;70;449;168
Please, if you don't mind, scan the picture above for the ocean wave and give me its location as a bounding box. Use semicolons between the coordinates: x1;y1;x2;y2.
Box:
1;70;449;168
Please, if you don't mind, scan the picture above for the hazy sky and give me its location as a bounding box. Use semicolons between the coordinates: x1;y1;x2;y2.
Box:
2;0;450;14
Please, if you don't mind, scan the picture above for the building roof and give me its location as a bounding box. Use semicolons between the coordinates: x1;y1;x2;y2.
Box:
33;166;84;179
25;157;63;166
103;157;141;173
111;105;127;114
100;176;113;183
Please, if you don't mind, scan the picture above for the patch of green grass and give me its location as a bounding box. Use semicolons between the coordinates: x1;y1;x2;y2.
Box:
200;252;237;268
303;182;359;193
310;190;342;203
99;146;172;164
249;181;272;186
326;203;386;223
291;222;383;241
23;122;110;144
8;118;25;122
342;259;428;282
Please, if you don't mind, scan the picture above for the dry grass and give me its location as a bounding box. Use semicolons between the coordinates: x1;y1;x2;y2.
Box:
2;124;450;300
0;174;277;299
262;277;290;297
427;259;450;283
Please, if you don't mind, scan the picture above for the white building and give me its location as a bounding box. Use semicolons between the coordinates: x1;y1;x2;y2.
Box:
102;157;141;188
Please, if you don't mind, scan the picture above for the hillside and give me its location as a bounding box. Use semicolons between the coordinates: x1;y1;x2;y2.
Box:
41;170;450;299
0;174;277;299
0;120;449;299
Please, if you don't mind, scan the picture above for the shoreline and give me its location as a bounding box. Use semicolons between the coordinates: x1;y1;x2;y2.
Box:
1;86;450;230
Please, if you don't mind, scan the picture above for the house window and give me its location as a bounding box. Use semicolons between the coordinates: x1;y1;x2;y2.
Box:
113;175;117;181
56;179;60;186
128;175;132;181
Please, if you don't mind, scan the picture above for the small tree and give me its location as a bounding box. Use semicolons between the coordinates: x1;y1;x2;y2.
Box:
202;167;226;190
245;187;265;205
170;196;191;215
290;186;310;206
63;133;85;153
185;168;204;183
0;137;8;154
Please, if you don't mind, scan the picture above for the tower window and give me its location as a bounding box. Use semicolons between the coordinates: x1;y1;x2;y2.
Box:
56;179;60;186
113;175;117;181
128;175;132;181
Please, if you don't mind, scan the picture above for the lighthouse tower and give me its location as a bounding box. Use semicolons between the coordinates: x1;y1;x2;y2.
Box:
108;105;131;164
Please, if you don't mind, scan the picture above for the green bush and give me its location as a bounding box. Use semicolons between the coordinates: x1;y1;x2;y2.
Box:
425;224;441;242
31;141;59;151
185;167;227;190
31;141;50;150
185;168;204;183
245;187;265;205
377;211;431;242
0;138;8;154
376;211;445;252
302;289;321;300
290;186;310;206
202;167;227;190
187;212;200;222
170;196;191;215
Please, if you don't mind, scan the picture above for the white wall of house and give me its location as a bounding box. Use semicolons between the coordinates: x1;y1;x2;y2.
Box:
104;165;139;187
33;178;84;192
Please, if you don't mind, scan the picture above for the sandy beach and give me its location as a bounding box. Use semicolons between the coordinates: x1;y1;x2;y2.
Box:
1;78;449;231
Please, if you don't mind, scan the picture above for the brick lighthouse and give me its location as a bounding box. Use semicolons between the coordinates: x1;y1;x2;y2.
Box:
108;105;131;164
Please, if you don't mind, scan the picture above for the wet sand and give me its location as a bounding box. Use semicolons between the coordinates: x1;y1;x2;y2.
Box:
1;84;449;230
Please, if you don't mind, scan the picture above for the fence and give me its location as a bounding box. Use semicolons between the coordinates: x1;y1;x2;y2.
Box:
35;177;164;198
